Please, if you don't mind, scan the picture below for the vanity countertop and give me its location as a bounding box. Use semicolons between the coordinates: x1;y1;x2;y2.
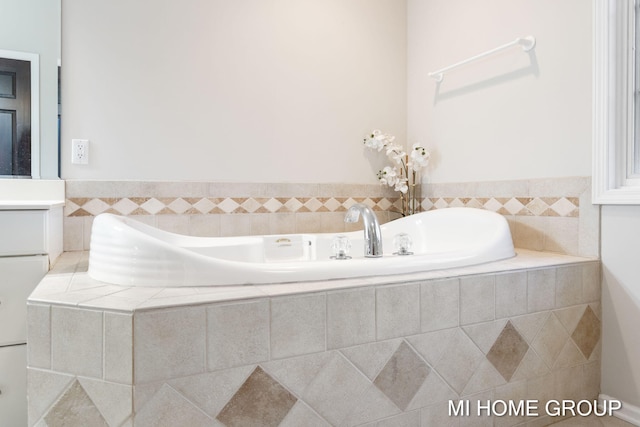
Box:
0;200;65;210
0;179;65;209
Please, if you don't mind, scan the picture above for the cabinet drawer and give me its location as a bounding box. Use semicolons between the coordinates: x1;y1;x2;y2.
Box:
0;256;48;346
0;210;47;256
0;344;27;427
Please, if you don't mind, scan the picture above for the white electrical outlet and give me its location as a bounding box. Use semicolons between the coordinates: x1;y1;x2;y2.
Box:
71;139;89;165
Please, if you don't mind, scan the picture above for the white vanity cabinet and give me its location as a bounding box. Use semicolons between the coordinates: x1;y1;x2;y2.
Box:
0;203;63;427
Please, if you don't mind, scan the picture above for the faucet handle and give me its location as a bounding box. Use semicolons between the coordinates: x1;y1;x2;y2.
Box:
344;206;360;223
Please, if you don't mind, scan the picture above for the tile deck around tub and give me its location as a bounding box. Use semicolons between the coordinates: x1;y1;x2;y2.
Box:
29;249;596;312
27;249;603;427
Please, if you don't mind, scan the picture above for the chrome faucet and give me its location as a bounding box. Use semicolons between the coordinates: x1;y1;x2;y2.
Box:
344;203;383;258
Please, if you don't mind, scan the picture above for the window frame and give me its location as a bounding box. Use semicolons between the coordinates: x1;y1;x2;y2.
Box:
593;0;640;203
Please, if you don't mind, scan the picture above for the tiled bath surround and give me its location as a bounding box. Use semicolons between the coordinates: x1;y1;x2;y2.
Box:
62;176;597;258
28;251;602;426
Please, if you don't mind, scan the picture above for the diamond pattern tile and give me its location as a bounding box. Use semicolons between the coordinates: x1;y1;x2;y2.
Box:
532;313;569;368
193;197;215;214
217;198;241;214
44;380;108;427
216;366;297;427
571;306;601;359
263;198;284;213
82;198;111;216
64;193;579;218
112;198;138;215
373;341;430;410
284;198;304;212
550;197;578;217
140;198;165;215
303;353;370;426
241;198;262;213
503;198;525;215
486;321;529;381
167;198;191;214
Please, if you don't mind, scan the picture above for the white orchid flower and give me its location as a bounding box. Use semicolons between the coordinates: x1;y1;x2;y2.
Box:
385;143;406;165
394;179;409;194
378;166;400;187
409;143;430;172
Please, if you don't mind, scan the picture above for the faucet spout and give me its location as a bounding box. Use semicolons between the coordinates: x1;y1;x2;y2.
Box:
344;203;383;258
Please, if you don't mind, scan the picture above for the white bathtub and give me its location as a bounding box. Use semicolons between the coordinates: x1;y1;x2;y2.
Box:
88;207;515;287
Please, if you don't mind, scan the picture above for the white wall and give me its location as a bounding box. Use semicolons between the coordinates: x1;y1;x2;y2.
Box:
0;0;60;178
61;0;406;183
601;205;640;408
407;0;592;183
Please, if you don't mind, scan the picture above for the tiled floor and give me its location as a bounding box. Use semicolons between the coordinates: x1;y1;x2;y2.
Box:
550;414;636;426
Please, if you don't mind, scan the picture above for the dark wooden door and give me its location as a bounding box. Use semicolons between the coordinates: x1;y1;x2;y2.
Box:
0;58;31;176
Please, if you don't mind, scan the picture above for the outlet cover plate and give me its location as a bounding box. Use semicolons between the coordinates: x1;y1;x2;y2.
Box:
71;139;89;165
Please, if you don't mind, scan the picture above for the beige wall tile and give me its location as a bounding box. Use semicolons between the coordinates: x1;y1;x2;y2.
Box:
156;214;190;235
494;380;528;427
373;341;430;410
295;212;324;233
216;366;297;427
582;262;601;303
83;216;94;251
207;300;270;370
262;352;333;397
271;294;326;359
270;213;297;235
63;217;84;251
432;330;484;394
327;288;376;349
513;217;545;251
27;368;75;426
188;214;221;237
553;364;586;403
460;275;495;325
421;278;459;332
167;366;254;418
421;400;461;427
134;307;206;383
405;364;458;411
27;304;51;369
458;390;495;427
463;320;508;355
340;339;402;381
342;383;401;426
528;177;589;198
495;272;527;319
219;214;252;237
543;217;579;255
556;265;583;308
527;268;556;313
376;410;422;427
249;213;270;235
376;284;420;340
320;212;347;233
77;377;133;427
302;352;371;426
64;177;594;257
531;313;569;369
578;189;600;258
279;401;331;427
51;307;103;378
104;312;133;384
135;383;215;426
44;380;108;426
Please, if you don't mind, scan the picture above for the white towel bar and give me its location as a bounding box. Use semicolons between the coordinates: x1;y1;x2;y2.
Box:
428;36;536;82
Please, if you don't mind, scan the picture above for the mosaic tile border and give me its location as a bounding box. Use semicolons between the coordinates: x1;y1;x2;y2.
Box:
65;195;579;217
